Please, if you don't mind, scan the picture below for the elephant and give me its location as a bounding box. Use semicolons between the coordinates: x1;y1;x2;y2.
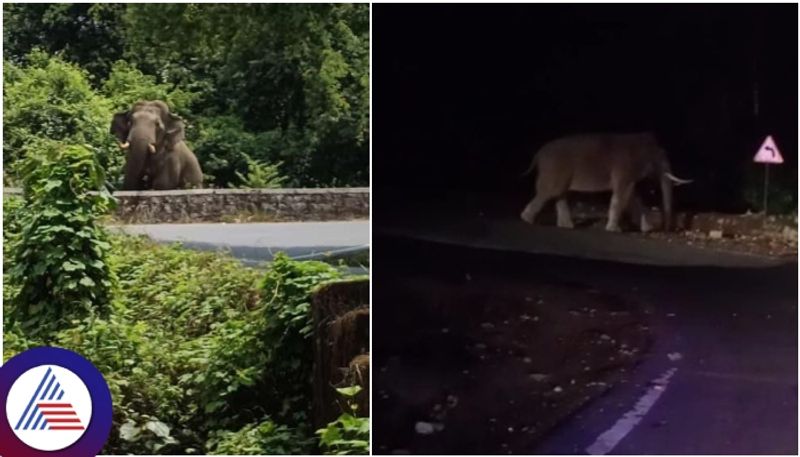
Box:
110;100;203;190
519;132;692;232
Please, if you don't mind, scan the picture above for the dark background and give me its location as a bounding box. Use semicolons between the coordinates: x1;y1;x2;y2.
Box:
373;4;798;217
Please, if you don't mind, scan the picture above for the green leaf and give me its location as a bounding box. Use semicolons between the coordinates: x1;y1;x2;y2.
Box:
336;385;362;398
62;260;85;271
144;420;171;439
119;421;141;442
43;179;63;191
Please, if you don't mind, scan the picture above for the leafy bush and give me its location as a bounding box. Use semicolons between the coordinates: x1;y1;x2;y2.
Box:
743;181;797;215
101;60;196;114
191;115;285;188
6;141;115;338
317;386;370;455
259;253;342;424
206;420;312;455
3;195;25;253
234;155;286;189
3;225;359;454
3;51;118;178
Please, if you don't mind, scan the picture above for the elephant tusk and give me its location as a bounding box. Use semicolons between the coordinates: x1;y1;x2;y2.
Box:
118;141;130;149
664;172;693;185
148;143;157;154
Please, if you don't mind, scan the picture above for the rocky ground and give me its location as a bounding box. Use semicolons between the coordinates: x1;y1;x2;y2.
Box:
571;205;798;258
373;245;651;455
640;213;796;258
639;228;796;258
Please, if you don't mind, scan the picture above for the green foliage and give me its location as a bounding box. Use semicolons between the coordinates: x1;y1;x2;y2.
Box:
191;115;283;188
3;4;126;80
4;229;353;454
7;141;115;338
317;386;370;455
743;166;797;214
101;60;196;113
234;156;286;189
3;196;25;324
260;253;342;423
206;420;313;455
4;4;369;187
3;195;25;253
118;418;179;454
3;51;118;176
117;4;366;186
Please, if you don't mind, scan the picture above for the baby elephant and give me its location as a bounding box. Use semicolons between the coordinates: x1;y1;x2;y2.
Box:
520;132;692;232
110;100;203;190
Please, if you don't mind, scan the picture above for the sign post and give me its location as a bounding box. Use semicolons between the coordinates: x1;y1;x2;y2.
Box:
752;135;783;216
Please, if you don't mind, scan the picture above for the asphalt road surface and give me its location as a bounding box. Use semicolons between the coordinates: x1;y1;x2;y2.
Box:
527;250;797;454
114;221;369;267
375;234;796;454
373;199;797;456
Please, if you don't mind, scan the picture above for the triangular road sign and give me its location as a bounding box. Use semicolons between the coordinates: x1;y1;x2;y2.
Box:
753;135;784;164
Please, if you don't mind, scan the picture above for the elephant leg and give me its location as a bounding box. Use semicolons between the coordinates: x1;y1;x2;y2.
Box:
628;194;653;232
606;181;634;232
151;157;182;190
521;194;552;224
151;168;178;189
151;174;170;190
555;197;574;228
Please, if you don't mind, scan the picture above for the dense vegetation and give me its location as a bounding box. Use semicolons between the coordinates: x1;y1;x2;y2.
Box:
4;200;368;454
4;3;369;189
3;139;368;454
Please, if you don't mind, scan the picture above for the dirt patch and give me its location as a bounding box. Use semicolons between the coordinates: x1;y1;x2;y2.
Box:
374;255;650;454
636;229;797;259
570;208;797;258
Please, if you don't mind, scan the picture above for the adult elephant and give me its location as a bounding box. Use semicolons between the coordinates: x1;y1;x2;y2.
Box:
110;100;203;190
520;132;692;232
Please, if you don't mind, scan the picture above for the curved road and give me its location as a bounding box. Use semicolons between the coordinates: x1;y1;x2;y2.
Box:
528;253;797;455
375;218;797;454
113;221;369;267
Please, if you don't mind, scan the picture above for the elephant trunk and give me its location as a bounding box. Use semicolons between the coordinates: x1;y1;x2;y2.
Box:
122;137;152;190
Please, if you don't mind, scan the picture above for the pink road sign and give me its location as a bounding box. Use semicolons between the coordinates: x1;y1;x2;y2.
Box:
753;135;784;164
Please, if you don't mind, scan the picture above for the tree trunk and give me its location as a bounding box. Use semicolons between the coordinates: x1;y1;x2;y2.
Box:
311;279;370;429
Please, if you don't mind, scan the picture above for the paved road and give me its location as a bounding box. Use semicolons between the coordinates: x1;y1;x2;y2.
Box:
113;221;369;267
528;253;797;455
377;189;794;268
374;211;797;454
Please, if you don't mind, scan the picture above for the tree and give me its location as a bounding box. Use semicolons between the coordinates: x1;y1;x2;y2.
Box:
3;51;118;177
4;4;370;187
122;4;369;186
3;3;126;81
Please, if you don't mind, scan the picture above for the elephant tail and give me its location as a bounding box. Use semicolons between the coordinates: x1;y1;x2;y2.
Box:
520;154;539;177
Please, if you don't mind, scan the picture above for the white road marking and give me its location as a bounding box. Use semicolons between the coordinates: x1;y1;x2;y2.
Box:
585;367;678;455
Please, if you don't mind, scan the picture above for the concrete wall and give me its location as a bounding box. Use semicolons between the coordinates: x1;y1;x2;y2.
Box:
4;187;369;223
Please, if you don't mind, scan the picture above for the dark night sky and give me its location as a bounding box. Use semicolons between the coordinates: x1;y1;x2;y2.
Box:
373;4;798;214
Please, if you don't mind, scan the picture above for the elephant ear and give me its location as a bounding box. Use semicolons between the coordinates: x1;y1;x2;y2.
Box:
164;113;186;150
110;111;130;143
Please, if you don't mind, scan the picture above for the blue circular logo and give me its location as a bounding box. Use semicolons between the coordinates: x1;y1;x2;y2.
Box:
0;347;112;457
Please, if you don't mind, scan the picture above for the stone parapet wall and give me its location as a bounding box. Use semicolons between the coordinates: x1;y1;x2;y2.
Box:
4;187;369;223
